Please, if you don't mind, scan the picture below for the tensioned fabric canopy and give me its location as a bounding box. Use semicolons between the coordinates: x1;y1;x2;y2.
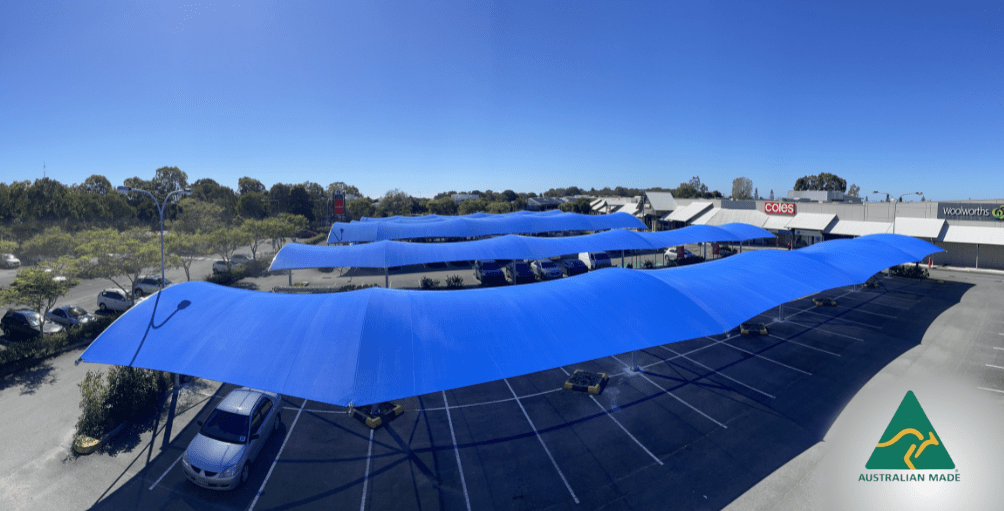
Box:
80;234;941;407
272;223;773;270
327;211;647;242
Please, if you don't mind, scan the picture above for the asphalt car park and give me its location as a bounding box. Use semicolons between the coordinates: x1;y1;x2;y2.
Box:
86;274;976;511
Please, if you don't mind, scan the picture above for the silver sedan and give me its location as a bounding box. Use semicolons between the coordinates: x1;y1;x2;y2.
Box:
182;387;282;490
44;305;96;327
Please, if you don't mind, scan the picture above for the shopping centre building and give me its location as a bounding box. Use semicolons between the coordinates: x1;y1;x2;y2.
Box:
598;191;1004;270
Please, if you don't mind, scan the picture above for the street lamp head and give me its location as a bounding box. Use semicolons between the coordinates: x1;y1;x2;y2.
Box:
116;185;133;195
872;190;880;194
181;188;193;196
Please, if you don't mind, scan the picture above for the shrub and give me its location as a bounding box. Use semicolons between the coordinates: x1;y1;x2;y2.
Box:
445;275;464;288
306;233;328;245
891;263;928;280
75;366;172;439
240;257;273;278
76;370;109;438
205;268;246;286
643;260;654;269
0;315;114;375
420;276;440;289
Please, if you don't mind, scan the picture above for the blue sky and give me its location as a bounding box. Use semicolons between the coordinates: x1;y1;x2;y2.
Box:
1;0;1001;201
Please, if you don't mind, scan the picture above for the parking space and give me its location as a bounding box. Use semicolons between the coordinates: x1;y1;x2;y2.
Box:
83;273;982;511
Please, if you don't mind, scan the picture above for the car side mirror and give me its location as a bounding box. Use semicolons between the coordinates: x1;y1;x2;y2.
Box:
251;434;260;440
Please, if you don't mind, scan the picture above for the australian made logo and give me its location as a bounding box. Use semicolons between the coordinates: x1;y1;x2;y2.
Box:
858;391;959;483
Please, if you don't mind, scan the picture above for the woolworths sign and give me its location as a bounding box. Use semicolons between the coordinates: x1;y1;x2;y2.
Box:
937;202;1004;222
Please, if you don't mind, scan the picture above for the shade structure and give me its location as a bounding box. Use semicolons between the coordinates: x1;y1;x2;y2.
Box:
272;224;774;270
328;211;647;242
80;234;941;407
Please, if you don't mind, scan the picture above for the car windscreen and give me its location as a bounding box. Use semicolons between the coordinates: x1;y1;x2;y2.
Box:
514;262;531;272
67;306;87;317
539;261;556;268
481;262;500;271
200;409;250;444
594;253;610;261
22;312;41;326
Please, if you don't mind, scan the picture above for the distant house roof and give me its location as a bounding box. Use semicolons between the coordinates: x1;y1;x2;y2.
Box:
663;202;713;223
643;192;677;212
616;202;643;217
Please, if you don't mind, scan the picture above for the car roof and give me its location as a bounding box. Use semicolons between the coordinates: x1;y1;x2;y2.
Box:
102;288;128;294
217;388;266;416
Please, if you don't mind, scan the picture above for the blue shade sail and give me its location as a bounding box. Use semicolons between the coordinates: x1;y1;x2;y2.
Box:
328;211;647;242
273;223;774;270
80;234;941;408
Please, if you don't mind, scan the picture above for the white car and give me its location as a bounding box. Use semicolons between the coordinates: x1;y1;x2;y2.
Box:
230;254;252;265
530;259;563;280
132;276;172;297
2;254;20;269
182;387;282;490
664;247;696;262
97;288;133;312
213;260;242;274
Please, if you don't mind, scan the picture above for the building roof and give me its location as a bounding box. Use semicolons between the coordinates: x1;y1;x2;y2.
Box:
939;225;1004;246
616;202;643;217
702;208;768;227
893;217;946;238
785;213;837;231
690;207;720;225
762;215;792;231
663;201;713;222
825;220;892;236
643;192;677;212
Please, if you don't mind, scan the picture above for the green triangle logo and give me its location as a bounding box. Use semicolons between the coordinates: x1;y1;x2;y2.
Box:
866;391;955;470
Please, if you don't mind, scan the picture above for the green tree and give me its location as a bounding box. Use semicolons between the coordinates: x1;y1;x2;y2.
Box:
172;198;225;234
794;172;847;192
326;182;361;198
19;227;77;264
376;189;419;217
241;218;282;260
207;227;255;266
237;191;269;220
457;198;489;215
288;185;314;221
270;214;308;250
0;267;72;331
73;228;171;292
346;198;375;221
731;177;753;199
847;184;861;197
485;201;513;214
268;183;292;215
237;177;267;196
166;231;212;282
152;166;189;197
426;196;459;216
83;174;113;196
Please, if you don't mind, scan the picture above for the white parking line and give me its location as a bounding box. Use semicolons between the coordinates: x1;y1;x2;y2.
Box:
833;305;898;319
767;334;842;357
148;454;183;491
609;354;727;429
719;340;812;375
785;321;864;342
993;347;1004;351
249;400;307;511
978;387;1004;394
589;394;663;466
799;309;882;329
658;346;775;399
442;392;472;511
504;378;579;504
986;364;1004;370
360;429;374;511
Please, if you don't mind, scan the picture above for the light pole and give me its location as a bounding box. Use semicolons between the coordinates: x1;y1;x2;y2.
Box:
117;185;192;451
871;191;923;234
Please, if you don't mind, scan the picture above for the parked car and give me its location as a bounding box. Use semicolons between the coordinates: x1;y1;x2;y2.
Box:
230;254;253;265
45;305;96;327
1;309;64;340
132;276;172;297
505;261;536;284
2;253;20;269
577;252;612;270
182;387;282;490
530;259;563;280
664;247;695;263
42;268;68;282
473;260;506;285
296;230;317;239
213;260;243;274
97;288;133;312
559;258;588;276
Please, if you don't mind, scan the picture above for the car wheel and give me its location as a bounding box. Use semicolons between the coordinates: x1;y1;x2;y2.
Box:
274;412;281;431
99;303;107;311
240;462;250;487
134;289;145;297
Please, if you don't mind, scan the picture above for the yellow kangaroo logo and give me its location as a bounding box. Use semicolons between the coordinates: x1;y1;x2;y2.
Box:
875;428;940;470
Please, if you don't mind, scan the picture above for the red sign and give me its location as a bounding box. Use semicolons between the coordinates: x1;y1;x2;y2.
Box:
764;201;795;215
712;243;719;255
676;246;685;258
333;199;344;215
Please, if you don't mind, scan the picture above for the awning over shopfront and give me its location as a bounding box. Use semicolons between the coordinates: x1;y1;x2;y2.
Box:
785;213;837;232
79;234;943;408
939;225;1004;246
826;220;892;236
763;215;792;231
893;217;946;238
663;202;713;223
702;209;768;228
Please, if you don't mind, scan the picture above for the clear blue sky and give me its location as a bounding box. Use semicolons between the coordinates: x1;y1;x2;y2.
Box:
1;0;1001;201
